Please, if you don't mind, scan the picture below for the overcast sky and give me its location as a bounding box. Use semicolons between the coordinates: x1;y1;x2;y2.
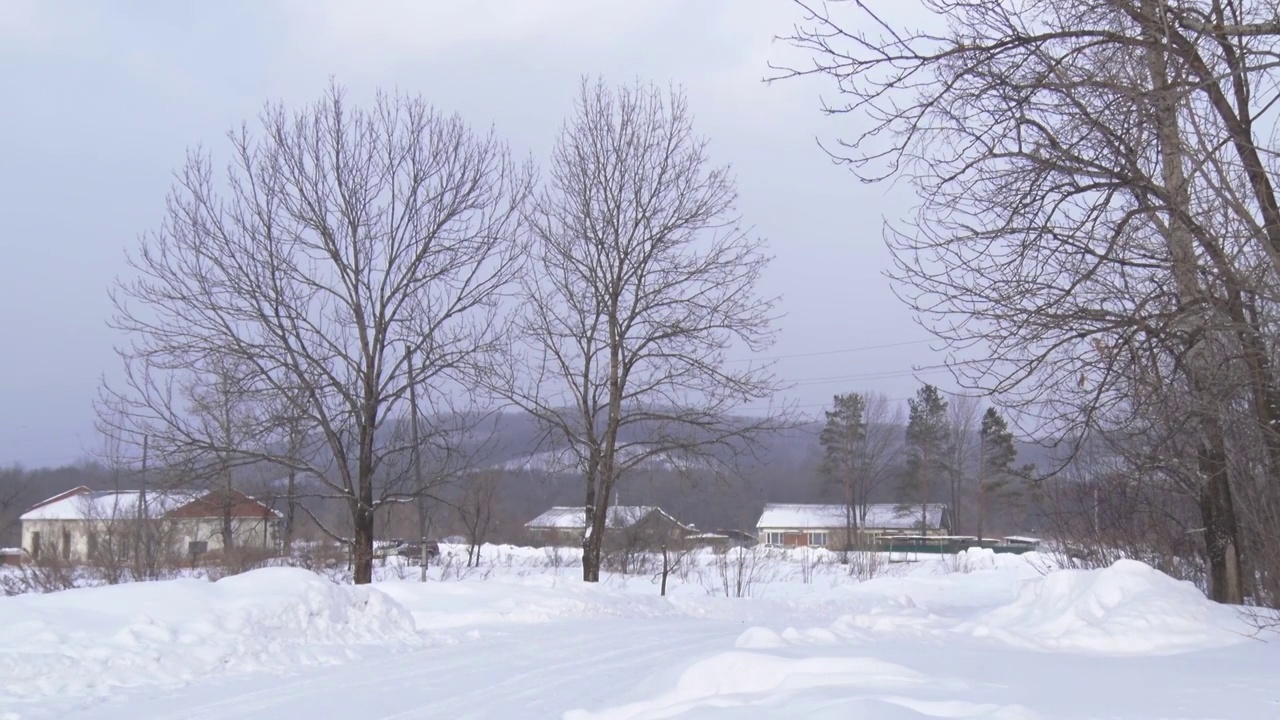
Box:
0;0;948;467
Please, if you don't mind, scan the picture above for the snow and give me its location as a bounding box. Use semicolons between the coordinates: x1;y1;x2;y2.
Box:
526;505;685;530
962;559;1251;654
0;567;419;709
494;446;710;475
756;502;947;531
2;545;1277;719
19;489;204;521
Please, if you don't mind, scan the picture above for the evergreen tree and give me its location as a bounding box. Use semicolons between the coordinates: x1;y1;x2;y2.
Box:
819;393;867;539
904;384;950;533
976;407;1030;540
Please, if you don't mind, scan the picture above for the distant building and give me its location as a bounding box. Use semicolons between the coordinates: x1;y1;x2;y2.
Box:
685;529;758;550
755;503;951;549
19;486;280;563
525;505;691;549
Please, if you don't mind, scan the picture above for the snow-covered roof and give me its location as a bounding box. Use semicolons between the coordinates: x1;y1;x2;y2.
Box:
20;488;278;521
525;505;687;531
755;503;948;531
1003;535;1042;544
494;446;711;475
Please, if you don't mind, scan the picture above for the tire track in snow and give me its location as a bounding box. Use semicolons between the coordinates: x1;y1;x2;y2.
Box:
56;619;742;720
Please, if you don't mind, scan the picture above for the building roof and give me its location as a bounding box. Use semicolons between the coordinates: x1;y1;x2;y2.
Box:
755;503;948;530
525;505;687;531
20;488;279;521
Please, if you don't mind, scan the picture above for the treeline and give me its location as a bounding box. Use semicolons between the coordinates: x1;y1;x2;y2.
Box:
1;408;1048;550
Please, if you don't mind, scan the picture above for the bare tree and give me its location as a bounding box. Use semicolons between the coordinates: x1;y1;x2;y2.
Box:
455;469;501;567
488;78;788;582
944;394;982;534
775;0;1280;603
180;355;261;557
102;82;530;584
0;466;29;545
856;391;903;516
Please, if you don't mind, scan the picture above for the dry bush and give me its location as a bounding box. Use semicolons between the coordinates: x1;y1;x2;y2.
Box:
0;554;81;596
705;546;776;598
846;548;888;582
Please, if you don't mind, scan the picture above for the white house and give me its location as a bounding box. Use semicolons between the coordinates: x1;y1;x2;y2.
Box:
20;486;280;563
524;505;691;548
755;503;951;549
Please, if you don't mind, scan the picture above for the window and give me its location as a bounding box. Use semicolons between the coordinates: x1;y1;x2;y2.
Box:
188;541;209;556
807;532;828;548
765;532;784;546
87;532;98;559
31;532;41;560
62;530;72;561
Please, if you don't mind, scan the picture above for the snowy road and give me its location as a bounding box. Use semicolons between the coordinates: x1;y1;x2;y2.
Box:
36;613;1280;720
45;618;745;720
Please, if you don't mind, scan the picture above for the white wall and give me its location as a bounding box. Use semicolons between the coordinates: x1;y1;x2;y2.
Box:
21;516;278;563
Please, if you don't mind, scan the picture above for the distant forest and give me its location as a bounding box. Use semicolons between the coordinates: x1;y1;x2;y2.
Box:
0;410;1048;547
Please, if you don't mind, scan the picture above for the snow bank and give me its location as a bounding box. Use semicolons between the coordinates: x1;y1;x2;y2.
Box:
376;575;686;630
564;652;945;720
0;567;420;702
964;559;1248;654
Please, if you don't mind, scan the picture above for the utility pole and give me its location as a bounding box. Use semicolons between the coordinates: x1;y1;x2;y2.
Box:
407;349;428;581
140;434;152;576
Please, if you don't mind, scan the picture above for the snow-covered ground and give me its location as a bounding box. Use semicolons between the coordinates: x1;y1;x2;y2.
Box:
2;545;1277;719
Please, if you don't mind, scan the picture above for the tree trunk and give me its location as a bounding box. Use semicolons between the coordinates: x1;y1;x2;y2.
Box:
352;501;375;584
582;517;604;582
582;465;601;582
1200;424;1245;604
1141;2;1244;605
921;445;930;533
976;441;986;543
661;545;669;596
283;468;297;554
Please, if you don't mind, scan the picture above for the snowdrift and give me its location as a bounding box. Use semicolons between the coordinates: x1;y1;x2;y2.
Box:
563;651;1022;720
569;560;1254;719
966;559;1249;654
0;567;420;702
376;575;686;630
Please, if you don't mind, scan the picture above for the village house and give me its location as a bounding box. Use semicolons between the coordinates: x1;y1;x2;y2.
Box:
525;505;691;550
755;502;951;549
684;529;759;550
19;486;281;564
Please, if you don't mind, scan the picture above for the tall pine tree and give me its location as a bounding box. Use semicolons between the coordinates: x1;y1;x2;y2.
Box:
976;407;1029;541
904;384;950;533
819;392;867;541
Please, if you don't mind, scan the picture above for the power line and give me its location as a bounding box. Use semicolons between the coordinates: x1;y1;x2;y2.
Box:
784;358;988;387
725;338;936;363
